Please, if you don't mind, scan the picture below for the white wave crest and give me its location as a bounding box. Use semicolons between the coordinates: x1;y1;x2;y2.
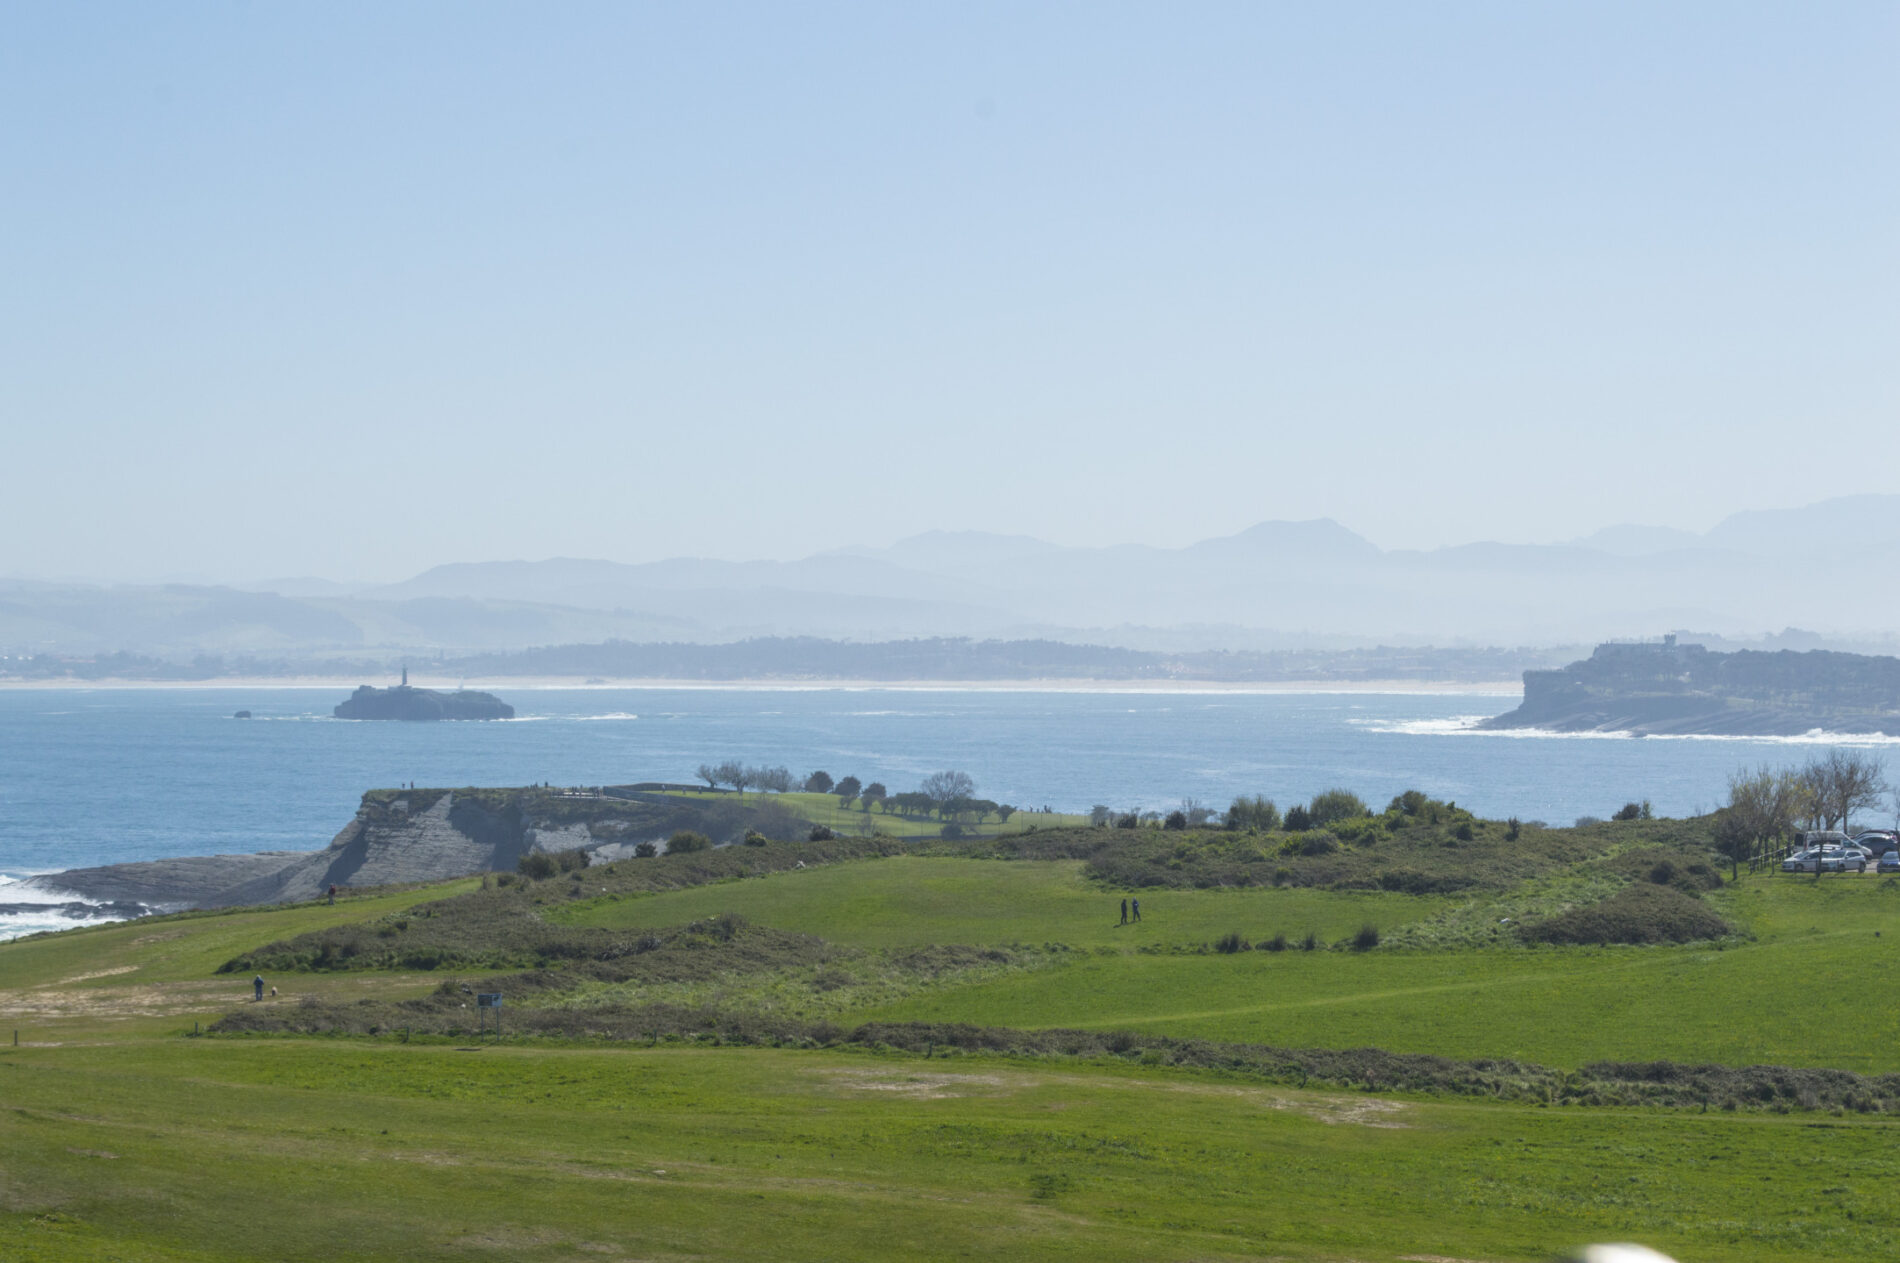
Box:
1353;718;1900;744
0;873;139;943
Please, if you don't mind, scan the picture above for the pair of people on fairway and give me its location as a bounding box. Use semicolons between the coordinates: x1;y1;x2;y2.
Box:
1118;897;1141;925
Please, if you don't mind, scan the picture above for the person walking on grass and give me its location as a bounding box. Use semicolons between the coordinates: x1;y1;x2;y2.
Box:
1120;898;1128;925
253;975;265;1002
1131;898;1141;923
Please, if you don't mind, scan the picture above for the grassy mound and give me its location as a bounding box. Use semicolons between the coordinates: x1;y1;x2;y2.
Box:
1518;881;1732;945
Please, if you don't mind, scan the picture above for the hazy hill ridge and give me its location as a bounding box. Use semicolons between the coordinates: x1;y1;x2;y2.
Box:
8;495;1900;657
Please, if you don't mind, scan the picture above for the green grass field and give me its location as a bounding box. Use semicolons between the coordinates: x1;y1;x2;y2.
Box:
655;789;1089;838
5;1038;1897;1262
555;855;1447;948
7;827;1900;1259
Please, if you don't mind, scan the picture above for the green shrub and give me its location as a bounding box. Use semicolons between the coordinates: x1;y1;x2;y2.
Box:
1215;932;1247;954
667;831;711;855
633;841;658;858
517;852;557;880
743;830;768;847
1226;795;1280;831
1352;923;1380;950
1298;931;1318;952
1519;882;1732;946
1262;932;1288;952
1308;788;1368;828
808;826;836;842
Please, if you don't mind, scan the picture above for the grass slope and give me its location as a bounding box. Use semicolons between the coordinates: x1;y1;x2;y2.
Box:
554;855;1446;948
5;1039;1898;1262
850;875;1900;1071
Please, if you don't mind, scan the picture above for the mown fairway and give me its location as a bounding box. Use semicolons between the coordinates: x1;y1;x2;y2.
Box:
5;1038;1898;1262
556;855;1446;948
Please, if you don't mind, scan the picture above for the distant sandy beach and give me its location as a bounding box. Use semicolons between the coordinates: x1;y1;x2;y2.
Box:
0;675;1523;696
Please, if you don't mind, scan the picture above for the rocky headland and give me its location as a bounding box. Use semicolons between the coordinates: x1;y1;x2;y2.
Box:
1482;638;1900;736
30;786;800;913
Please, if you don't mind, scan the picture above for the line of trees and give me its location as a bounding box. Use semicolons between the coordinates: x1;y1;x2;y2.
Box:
691;763;1011;824
1714;750;1890;873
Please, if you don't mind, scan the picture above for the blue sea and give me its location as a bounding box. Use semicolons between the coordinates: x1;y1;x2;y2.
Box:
3;685;1893;939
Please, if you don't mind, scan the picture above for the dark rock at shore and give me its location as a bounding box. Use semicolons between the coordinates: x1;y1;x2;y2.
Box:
334;684;514;721
1482;639;1900;736
0;899;151;921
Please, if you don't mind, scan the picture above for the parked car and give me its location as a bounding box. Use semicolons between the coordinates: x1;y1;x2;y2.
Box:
1783;846;1864;873
1878;851;1900;874
1853;830;1898;856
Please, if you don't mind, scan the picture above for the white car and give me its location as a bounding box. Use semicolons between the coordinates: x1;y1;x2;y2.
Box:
1783;847;1864;874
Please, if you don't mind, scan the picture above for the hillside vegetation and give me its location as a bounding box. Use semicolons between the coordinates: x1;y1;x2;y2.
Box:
7;798;1900;1260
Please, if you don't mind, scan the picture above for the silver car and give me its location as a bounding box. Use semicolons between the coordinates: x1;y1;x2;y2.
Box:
1783;847;1863;873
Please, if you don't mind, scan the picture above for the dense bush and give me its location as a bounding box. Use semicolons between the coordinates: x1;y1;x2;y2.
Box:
517;848;588;880
1215;931;1247;954
1518;882;1732;946
633;841;658;858
808;825;835;842
1163;811;1188;831
1351;923;1380;950
1225;795;1280;832
667;831;711;854
743;830;768;847
1283;805;1313;831
1308;789;1368;828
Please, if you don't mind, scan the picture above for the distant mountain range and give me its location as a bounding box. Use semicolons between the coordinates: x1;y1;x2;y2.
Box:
6;495;1900;659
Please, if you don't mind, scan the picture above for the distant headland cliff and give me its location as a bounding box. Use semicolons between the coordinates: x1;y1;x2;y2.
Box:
1482;637;1900;736
334;670;514;721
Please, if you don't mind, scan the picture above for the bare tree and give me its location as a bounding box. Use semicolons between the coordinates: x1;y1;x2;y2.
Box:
1807;749;1888;832
920;770;975;809
752;764;794;794
1716;764;1802;876
695;763;719;791
714;760;749;796
1182;797;1215;828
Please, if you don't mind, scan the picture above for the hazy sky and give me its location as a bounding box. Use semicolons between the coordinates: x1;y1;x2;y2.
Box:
5;3;1896;583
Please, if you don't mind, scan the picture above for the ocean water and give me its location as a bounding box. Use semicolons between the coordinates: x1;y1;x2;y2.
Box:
3;685;1894;940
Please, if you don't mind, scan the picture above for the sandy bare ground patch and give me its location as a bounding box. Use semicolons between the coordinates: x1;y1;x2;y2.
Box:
811;1065;1412;1126
0;979;236;1021
44;966;138;987
818;1068;1015;1099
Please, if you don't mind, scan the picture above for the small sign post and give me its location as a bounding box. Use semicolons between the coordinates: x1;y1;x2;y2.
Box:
477;993;503;1039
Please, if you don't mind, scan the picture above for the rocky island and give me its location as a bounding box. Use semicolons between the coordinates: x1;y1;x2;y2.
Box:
1482;636;1900;736
334;669;514;720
